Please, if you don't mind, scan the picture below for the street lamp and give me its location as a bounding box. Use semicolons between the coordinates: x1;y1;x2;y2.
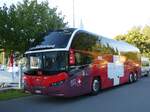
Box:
73;0;75;27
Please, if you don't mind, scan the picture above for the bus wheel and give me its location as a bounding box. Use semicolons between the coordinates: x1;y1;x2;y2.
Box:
129;73;134;83
145;71;149;77
134;73;138;81
91;78;100;95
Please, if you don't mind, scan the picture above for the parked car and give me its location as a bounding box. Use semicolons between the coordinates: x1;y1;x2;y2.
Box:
141;57;150;76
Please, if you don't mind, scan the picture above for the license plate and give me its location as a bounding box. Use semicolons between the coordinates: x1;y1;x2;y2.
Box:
35;90;42;94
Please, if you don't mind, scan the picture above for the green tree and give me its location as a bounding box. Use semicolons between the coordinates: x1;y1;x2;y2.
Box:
115;26;150;57
142;25;150;38
0;0;67;58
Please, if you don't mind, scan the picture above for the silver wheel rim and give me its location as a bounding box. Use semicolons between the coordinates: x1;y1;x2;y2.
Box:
134;73;137;81
130;74;133;82
93;79;99;92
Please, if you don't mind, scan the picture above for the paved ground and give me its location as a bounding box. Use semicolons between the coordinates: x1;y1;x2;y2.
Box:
0;76;150;112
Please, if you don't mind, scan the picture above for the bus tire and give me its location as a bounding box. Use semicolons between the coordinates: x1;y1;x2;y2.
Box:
133;73;137;82
145;71;149;77
91;78;100;95
129;73;134;83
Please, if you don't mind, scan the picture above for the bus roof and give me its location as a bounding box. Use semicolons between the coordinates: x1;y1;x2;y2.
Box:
100;36;140;52
25;28;140;54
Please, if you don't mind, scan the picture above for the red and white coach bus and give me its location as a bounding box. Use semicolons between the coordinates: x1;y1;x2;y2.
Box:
23;28;141;97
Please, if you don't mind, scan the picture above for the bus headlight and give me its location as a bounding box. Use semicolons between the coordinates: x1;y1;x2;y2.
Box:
51;80;65;87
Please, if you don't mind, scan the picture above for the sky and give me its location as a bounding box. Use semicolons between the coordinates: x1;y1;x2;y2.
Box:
0;0;150;38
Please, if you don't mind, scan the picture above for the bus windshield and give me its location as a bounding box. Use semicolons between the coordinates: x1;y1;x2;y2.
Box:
30;29;75;50
25;51;68;75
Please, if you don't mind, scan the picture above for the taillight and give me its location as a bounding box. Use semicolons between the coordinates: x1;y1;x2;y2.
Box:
69;49;75;65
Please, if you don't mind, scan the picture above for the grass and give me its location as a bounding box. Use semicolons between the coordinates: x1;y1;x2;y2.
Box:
0;89;31;101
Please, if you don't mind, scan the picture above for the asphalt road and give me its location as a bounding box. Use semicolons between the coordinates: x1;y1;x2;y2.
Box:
0;76;150;112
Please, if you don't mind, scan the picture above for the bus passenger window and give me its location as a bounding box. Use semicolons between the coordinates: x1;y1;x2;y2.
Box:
75;52;92;66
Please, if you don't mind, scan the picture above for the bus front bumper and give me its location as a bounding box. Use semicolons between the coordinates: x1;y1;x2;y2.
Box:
24;82;73;97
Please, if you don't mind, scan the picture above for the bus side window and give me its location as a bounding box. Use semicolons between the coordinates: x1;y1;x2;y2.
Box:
75;53;81;65
71;31;97;51
75;52;92;66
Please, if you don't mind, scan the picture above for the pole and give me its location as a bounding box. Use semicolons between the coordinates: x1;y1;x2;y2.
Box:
73;0;75;27
18;65;22;89
2;49;5;65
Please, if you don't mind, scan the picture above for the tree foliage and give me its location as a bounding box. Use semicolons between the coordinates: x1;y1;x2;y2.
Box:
115;26;150;57
0;0;67;57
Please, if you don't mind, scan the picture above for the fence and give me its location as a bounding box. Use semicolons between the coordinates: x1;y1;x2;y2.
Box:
0;66;24;89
